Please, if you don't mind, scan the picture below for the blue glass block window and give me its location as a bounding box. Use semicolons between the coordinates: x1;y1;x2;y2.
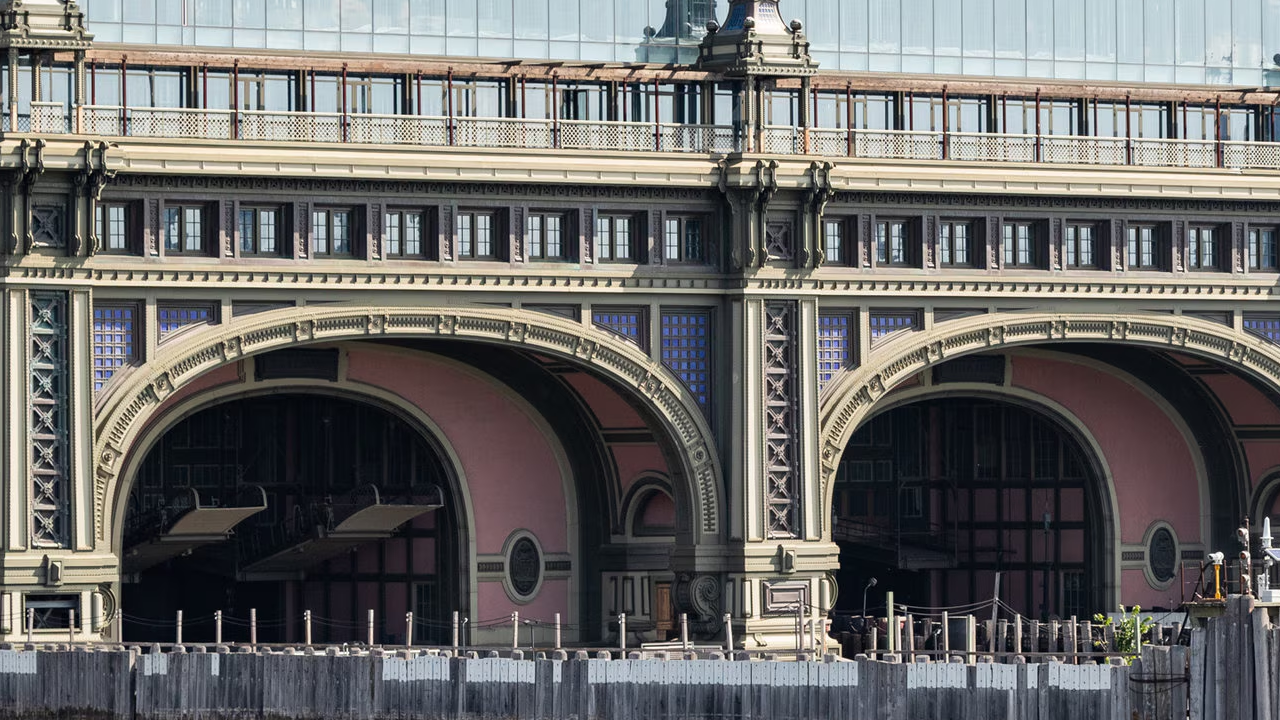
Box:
93;305;135;391
593;307;646;349
869;312;918;342
158;305;215;339
1244;315;1280;345
661;312;710;409
819;314;853;390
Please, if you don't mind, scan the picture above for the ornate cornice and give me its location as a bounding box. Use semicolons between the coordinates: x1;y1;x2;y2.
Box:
833;190;1280;214
92;306;723;546
816;311;1280;530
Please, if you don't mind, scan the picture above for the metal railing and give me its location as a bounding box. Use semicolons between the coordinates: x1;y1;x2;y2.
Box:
13;103;1280;171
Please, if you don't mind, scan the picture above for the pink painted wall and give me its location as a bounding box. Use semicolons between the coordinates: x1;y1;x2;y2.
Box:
1245;442;1280;489
562;373;645;428
1012;356;1201;608
1199;375;1280;427
641;492;676;528
346;348;570;556
478;578;569;628
612;445;670;495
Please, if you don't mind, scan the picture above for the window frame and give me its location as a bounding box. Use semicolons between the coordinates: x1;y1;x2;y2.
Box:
95;201;133;254
938;219;974;268
1126;223;1165;270
92;302;140;392
663;215;706;264
163;203;208;255
1187;224;1222;271
384;208;427;259
312;207;356;258
526;211;567;262
1064;222;1098;269
874;217;914;268
595;214;636;263
1002;220;1041;269
238;205;282;257
822;217;848;266
1250;225;1279;272
455;209;497;260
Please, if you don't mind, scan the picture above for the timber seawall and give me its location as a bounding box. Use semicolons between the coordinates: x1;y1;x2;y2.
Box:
0;644;1189;720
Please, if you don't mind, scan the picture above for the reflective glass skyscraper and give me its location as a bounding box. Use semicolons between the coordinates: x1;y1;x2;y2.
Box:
82;0;1280;85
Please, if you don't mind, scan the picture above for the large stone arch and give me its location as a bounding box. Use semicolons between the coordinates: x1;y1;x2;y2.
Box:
817;311;1280;540
93;305;723;548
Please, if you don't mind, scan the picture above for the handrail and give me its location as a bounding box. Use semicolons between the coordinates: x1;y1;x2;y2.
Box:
14;103;1280;171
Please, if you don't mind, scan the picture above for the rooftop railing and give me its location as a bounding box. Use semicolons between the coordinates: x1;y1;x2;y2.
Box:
11;104;1280;171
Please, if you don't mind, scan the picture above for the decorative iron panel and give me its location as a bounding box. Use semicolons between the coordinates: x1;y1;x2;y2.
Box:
660;311;711;410
764;301;800;538
31;292;70;548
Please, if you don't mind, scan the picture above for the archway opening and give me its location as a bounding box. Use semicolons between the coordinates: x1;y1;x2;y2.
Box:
120;392;461;644
831;396;1107;620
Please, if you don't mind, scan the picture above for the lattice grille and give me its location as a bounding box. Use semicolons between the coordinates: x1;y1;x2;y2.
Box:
159;305;215;339
560;120;655;152
31;292;69;548
761;127;799;154
30;102;67;134
453;118;554;149
949;133;1035;162
658;124;739;153
1040;136;1128;166
660;312;710;409
81;106;124;136
808;129;850;157
593;308;646;349
1131;139;1217;169
1224;141;1280;170
869;312;917;341
239;111;343;143
857;130;942;160
764;302;800;538
1244;315;1280;344
818;314;852;390
93;305;136;392
127;107;233;140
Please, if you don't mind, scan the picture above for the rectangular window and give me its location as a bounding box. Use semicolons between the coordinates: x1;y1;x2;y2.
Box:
164;204;205;254
876;219;909;266
1002;222;1038;268
939;220;972;267
595;215;634;262
385;209;425;258
823;219;846;265
96;203;129;253
527;212;565;261
1065;223;1096;268
1250;227;1278;271
1188;225;1220;270
313;208;354;257
663;216;704;263
456;211;495;259
92;304;136;391
1127;224;1160;269
239;207;280;256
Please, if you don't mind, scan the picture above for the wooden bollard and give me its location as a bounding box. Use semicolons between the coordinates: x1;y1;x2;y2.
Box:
1049;620;1059;654
965;615;976;664
452;611;459;651
367;609;375;647
405;612;414;648
69;608;76;645
1030;620;1040;653
941;611;950;656
555;613;562;650
303;610;312;646
997;619;1007;659
215;611;222;645
1013;615;1023;655
250;608;257;647
1081;621;1092;656
176;610;183;646
723;613;733;654
905;614;915;654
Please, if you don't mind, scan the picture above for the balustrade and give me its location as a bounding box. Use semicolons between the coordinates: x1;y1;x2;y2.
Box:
8;102;1280;172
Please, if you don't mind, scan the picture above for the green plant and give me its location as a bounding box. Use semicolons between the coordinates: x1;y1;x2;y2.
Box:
1092;604;1155;663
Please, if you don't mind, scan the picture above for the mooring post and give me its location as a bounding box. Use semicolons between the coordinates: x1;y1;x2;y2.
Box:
619;613;627;653
250;608;257;647
215;611;223;645
69;608;76;645
406;612;414;648
176;610;183;646
452;611;459;652
942;611;950;657
1014;615;1023;655
680;613;689;651
554;613;562;650
366;609;374;647
25;608;32;645
724;613;734;655
303;610;311;646
886;591;896;654
512;612;519;650
965;615;976;664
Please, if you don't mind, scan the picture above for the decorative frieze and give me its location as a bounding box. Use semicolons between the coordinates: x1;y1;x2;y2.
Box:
30;291;70;548
764;301;800;538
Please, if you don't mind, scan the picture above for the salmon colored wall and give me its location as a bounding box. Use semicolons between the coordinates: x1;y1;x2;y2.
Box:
562;373;645;428
477;578;569;628
145;361;244;426
346;348;570;556
612;445;670;496
1012;356;1202;548
1199;375;1280;427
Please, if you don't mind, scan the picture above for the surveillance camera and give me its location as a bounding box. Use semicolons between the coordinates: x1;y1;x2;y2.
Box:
1208;551;1225;564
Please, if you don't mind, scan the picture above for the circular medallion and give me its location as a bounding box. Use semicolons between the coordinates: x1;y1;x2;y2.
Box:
508;537;541;598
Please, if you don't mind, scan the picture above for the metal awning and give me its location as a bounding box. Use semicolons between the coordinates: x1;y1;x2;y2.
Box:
123;487;268;575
